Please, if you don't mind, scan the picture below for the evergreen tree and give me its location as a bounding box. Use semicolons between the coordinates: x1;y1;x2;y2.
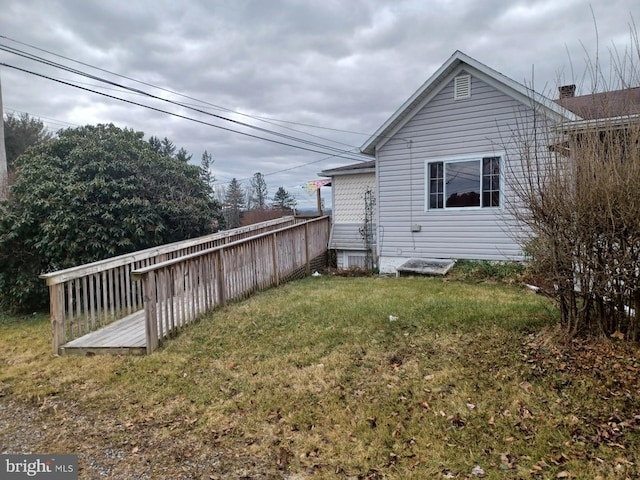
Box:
3;112;52;174
149;136;191;162
160;137;176;158
224;178;245;228
200;150;215;190
271;186;296;211
175;147;192;163
148;135;162;153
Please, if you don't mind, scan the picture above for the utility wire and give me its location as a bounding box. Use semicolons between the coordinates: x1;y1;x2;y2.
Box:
0;35;372;145
4;107;80;129
1;61;367;163
0;43;369;162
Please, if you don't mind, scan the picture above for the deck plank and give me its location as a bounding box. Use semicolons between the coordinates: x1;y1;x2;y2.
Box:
61;310;147;355
58;293;200;355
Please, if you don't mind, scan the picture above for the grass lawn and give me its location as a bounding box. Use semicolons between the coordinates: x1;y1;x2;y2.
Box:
1;275;639;479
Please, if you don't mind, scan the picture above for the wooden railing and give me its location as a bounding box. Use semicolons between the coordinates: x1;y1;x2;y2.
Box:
41;216;298;354
131;216;330;353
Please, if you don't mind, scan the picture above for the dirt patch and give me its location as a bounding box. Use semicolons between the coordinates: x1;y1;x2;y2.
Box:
0;399;283;479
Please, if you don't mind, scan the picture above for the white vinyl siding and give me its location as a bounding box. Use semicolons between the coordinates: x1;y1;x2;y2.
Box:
376;71;532;261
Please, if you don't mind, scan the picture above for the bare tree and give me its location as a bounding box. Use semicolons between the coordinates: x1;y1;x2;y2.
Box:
507;23;640;340
248;172;268;210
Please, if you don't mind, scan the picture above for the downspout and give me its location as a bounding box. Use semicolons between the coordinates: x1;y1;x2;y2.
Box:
374;149;381;269
407;139;416;253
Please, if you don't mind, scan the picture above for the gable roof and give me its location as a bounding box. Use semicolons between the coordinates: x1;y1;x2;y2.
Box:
319;159;375;177
360;50;581;156
556;87;640;119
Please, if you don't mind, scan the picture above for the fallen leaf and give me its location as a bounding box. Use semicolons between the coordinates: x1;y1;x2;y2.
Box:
277;446;292;470
520;381;533;393
471;464;485;476
556;471;572;478
500;452;513;469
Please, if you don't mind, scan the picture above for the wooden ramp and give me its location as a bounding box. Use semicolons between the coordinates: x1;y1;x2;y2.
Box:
41;216;301;355
60;310;147;356
48;216;331;356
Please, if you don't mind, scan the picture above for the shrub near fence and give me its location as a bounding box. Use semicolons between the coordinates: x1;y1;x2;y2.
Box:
132;216;330;353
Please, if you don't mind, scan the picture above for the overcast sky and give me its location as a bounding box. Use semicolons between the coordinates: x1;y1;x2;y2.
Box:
1;0;638;208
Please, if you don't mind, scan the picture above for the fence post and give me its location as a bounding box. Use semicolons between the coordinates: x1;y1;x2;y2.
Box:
271;232;279;286
50;284;65;354
305;222;311;275
143;272;158;354
217;248;227;307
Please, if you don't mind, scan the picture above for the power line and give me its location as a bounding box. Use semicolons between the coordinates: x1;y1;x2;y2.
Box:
0;43;369;162
0;35;371;145
212;148;361;185
4;107;80;129
0;36;383;184
1;62;368;163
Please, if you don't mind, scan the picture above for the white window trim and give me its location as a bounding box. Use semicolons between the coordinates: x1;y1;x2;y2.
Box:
424;153;504;212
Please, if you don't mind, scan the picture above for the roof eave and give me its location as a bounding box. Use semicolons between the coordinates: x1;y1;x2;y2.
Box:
557;113;640;133
360;50;581;155
319;167;376;177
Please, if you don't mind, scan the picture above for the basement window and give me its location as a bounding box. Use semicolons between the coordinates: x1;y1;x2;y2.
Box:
426;156;501;210
454;75;471;100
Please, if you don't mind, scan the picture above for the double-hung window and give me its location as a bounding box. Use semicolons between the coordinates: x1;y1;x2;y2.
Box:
427;156;500;210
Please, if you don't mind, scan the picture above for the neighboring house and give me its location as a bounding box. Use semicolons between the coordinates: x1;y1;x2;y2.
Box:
356;50;585;274
319;160;376;269
555;85;640;120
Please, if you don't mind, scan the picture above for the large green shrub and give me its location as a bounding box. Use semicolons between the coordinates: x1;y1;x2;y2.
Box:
0;124;223;311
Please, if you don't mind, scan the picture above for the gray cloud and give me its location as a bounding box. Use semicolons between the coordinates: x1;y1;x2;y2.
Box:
1;0;638;207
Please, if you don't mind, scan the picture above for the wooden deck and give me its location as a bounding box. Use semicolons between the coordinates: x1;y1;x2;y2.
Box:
60;310;147;355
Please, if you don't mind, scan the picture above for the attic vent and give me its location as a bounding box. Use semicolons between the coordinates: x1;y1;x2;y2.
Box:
454;75;471;100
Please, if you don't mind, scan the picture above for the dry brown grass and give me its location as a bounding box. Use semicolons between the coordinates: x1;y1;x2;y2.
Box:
1;276;639;479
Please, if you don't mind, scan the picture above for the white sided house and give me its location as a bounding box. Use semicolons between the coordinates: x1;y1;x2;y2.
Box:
360;51;580;274
320;160;376;269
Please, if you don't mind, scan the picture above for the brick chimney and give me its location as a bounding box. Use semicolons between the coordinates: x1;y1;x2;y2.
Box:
558;84;576;99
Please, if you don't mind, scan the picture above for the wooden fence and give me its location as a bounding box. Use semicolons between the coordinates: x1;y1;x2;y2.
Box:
131;216;330;353
41;216;299;354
